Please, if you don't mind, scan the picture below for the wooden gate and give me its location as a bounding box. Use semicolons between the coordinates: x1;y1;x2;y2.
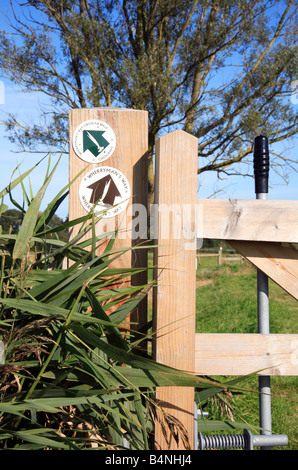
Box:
68;107;298;451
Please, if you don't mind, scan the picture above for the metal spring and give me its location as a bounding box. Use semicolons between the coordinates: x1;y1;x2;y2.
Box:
198;432;246;450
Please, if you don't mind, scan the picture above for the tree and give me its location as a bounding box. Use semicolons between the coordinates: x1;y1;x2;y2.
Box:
0;208;23;233
0;208;68;242
0;0;297;202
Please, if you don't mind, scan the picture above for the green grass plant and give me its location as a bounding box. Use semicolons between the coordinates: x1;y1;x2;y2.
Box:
0;159;240;450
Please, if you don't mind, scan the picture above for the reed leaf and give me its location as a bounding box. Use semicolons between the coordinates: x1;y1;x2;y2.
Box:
0;158;248;450
12;156;61;260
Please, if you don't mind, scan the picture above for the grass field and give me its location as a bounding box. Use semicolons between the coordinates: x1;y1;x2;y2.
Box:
195;253;297;450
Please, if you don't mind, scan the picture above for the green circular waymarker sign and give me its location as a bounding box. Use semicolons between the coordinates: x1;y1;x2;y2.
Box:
72;119;116;163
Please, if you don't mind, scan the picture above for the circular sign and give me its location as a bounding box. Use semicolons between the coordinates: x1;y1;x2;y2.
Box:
72;119;116;163
79;166;130;218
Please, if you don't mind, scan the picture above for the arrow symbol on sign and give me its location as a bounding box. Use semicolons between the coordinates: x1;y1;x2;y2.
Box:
87;174;121;206
83;130;110;157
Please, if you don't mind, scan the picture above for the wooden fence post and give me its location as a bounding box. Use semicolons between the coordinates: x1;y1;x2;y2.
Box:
218;246;222;266
153;129;198;450
68;107;148;328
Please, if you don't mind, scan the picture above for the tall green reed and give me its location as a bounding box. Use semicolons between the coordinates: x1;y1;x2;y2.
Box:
0;157;247;450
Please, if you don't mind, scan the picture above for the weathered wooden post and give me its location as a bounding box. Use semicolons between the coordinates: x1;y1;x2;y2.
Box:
218;246;223;266
153;130;198;450
68;107;148;327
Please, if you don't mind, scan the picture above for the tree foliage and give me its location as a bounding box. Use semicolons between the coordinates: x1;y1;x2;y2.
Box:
0;208;23;234
0;0;297;193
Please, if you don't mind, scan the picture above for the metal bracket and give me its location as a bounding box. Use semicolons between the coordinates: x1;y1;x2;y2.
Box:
197;429;288;450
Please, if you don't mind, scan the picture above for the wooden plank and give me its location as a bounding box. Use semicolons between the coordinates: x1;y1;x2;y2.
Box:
198;198;298;243
195;334;298;376
229;241;298;300
68;107;148;327
153;130;198;450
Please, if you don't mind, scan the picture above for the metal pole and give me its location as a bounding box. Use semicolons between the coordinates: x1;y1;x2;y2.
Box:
254;135;272;450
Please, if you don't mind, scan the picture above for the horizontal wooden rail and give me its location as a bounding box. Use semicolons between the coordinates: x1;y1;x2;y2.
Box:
197;247;244;266
198;198;298;243
195;334;298;376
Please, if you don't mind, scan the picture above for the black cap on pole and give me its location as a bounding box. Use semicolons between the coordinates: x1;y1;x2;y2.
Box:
253;135;269;194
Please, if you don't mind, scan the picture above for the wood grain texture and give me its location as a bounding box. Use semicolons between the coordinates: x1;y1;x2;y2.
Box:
229;241;298;300
198;198;298;243
153;130;198;450
195;334;298;376
68;108;148;326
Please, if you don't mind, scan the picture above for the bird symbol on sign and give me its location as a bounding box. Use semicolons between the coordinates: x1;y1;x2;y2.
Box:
87;174;121;206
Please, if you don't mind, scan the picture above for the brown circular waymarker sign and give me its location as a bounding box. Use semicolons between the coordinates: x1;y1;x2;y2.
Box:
79;166;130;218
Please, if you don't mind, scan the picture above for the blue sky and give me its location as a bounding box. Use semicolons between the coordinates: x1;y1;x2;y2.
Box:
0;2;297;220
0;82;70;218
